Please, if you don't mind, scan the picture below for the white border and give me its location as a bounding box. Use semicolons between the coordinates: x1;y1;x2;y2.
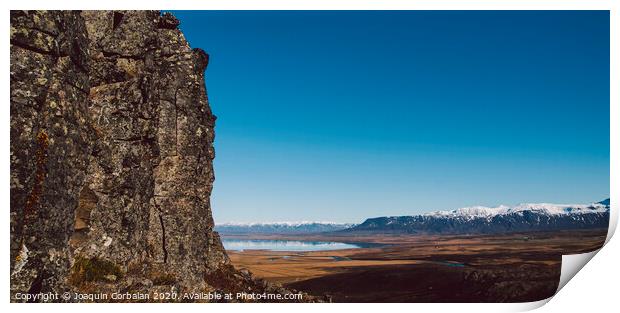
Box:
2;1;617;312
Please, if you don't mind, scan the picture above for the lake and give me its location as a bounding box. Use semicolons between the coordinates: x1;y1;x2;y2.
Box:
222;239;364;251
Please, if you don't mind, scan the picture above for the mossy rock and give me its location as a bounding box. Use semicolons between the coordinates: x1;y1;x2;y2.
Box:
69;256;123;285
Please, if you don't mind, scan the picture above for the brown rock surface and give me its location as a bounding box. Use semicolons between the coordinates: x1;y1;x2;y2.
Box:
10;10;92;298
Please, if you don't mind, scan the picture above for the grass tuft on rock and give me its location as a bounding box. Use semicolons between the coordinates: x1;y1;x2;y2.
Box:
152;272;177;285
69;256;123;285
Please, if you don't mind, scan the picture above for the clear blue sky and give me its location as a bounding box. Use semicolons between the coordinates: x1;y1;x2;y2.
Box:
172;11;610;223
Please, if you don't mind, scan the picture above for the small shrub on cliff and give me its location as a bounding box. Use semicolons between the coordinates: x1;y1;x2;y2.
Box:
152;273;177;286
69;256;123;285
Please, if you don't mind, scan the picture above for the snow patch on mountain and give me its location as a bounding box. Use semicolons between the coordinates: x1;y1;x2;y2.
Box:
425;201;609;218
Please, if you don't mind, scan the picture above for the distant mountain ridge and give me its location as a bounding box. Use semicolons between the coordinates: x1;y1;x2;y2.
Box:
216;222;357;234
345;199;610;235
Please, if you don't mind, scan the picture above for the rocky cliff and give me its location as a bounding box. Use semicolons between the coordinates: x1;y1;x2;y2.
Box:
10;10;293;302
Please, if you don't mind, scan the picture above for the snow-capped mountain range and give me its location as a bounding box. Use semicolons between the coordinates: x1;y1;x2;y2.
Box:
216;199;610;235
425;201;609;218
215;221;356;234
346;199;610;235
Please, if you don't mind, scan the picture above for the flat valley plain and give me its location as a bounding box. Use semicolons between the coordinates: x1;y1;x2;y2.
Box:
225;229;607;302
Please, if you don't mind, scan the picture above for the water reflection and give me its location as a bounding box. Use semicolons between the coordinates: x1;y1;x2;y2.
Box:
222;239;363;251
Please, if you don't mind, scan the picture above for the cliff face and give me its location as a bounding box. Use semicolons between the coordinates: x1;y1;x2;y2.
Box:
10;10;248;300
